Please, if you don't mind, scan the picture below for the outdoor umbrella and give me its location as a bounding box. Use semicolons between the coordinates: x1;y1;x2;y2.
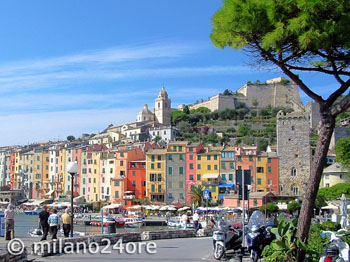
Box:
340;194;348;229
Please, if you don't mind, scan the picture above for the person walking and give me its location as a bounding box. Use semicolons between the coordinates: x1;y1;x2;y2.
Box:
48;209;59;240
38;206;50;241
181;212;188;230
193;210;200;232
61;208;71;237
4;204;15;240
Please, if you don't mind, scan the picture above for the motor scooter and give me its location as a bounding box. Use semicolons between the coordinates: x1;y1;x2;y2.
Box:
212;210;243;260
246;210;275;262
319;230;350;262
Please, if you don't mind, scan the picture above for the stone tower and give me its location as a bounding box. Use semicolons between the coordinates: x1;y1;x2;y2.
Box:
155;87;171;126
277;111;311;196
137;104;154;122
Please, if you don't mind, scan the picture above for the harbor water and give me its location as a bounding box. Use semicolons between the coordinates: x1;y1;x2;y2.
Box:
0;213;168;238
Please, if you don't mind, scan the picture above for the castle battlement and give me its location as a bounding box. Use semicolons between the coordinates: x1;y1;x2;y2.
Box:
277;110;308;120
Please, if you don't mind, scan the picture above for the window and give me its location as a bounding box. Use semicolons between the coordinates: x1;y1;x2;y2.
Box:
102;168;105;173
268;166;272;173
173;146;177;152
179;181;184;188
257;167;264;173
189;163;194;170
197;155;201;160
237;166;242;170
214;165;218;170
268;158;272;163
257;178;261;185
189;147;193;152
179;146;182;151
94;160;97;165
189;155;193;160
211;186;216;192
214;155;217;160
132;181;136;187
268;179;272;185
291;168;297;176
249;156;253;161
254;199;258;206
340;174;344;179
94;169;97;174
83;178;86;184
157;155;161;161
207;155;211;160
179;167;184;174
157;163;161;169
158;174;162;181
325;174;329;179
238;156;242;162
197;174;201;180
168;154;172;160
132;171;136;177
151;155;155;162
221;163;226;169
114;180;120;187
207;165;211;171
151;185;155;192
168;193;173;199
197;164;201;170
291;185;298;195
83;188;85;195
158;185;162;192
151;164;154;169
120;160;124;166
190;175;194;180
150;174;156;181
326;183;330;188
221;174;226;180
93;178;96;183
229;174;233;181
179;154;183;160
102;177;105;183
168;167;172;175
89;178;91;183
168;181;172;189
180;193;184;199
230;162;234;169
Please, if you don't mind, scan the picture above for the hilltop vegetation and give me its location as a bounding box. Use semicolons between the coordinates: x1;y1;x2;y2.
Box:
171;103;293;149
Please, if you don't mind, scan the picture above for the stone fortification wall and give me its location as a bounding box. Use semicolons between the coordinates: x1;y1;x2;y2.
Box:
236;81;302;110
189;94;235;112
305;101;321;129
277;111;311;197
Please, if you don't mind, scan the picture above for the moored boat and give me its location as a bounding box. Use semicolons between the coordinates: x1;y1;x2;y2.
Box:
124;217;143;228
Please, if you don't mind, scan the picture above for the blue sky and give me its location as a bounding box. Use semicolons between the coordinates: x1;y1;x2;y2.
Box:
0;1;339;146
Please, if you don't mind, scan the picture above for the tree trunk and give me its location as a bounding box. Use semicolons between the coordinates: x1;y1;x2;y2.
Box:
296;113;335;261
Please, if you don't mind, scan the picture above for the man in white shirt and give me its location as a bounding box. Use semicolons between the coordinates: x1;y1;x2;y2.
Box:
193;210;200;232
181;212;188;230
4;204;15;240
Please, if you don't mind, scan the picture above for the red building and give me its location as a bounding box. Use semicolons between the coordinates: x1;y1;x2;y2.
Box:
10;153;15;190
125;159;146;207
266;152;279;194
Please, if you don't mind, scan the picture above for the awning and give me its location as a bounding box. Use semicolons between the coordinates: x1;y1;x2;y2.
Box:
45;189;54;196
102;204;122;209
219;184;235;188
218;195;225;199
203;173;220;179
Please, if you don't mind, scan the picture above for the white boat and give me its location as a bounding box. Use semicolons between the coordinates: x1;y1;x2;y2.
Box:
28;228;43;237
124;217;143;228
167;217;194;228
59;229;87;237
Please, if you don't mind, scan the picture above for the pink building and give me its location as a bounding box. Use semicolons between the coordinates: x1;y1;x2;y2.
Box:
185;143;204;204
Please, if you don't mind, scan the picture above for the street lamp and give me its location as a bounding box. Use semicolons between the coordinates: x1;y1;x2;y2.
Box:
67;162;78;237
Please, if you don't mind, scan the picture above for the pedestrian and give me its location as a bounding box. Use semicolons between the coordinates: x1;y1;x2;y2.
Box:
38;206;50;241
4;204;15;240
193;210;200;233
158;210;161;217
48;209;59;240
181;212;188;230
61;208;71;237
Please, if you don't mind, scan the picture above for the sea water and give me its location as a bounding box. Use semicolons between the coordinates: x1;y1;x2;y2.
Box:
1;213;168;238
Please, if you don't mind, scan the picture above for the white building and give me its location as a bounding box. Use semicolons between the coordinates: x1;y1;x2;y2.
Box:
148;126;178;142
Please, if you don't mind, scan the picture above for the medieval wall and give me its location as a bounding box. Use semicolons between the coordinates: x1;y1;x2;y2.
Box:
277;111;311;197
189;94;235;112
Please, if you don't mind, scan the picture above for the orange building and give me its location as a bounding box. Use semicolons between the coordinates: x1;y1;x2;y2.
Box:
235;146;258;192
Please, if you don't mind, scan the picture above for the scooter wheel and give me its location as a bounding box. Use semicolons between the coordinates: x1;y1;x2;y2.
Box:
250;251;258;262
213;243;225;260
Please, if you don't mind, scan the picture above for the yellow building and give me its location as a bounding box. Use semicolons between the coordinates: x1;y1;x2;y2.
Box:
146;149;166;203
197;147;221;201
42;151;50;196
256;155;268;192
60;148;66;196
13;151;21;189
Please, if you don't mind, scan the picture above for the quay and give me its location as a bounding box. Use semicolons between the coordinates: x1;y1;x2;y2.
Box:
74;217;167;227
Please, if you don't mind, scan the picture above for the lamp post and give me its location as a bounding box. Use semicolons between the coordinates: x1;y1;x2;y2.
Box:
67;162;78;237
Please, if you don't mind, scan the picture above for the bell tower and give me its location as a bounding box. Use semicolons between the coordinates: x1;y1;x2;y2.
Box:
154;87;171;126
